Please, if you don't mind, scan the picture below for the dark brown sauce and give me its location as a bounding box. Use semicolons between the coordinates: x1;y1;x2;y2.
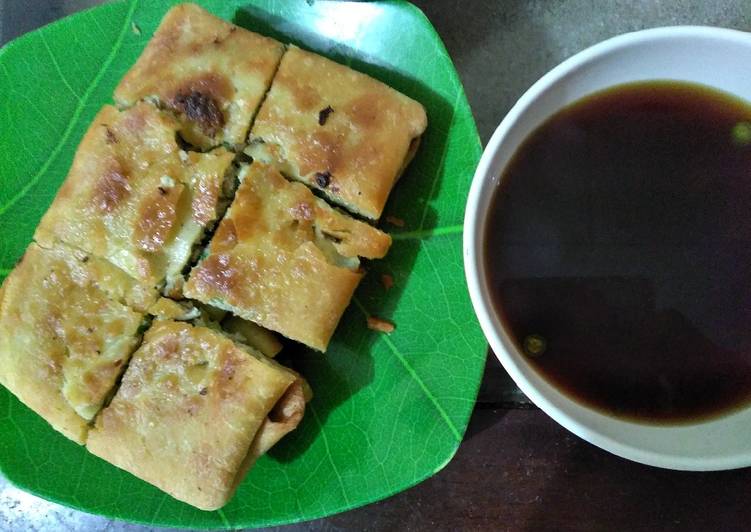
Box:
484;81;751;424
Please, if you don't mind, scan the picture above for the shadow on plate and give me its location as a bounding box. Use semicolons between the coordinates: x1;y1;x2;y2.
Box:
233;3;451;233
232;4;454;462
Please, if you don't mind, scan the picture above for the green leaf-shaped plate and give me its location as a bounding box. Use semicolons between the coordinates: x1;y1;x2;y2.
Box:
0;0;485;527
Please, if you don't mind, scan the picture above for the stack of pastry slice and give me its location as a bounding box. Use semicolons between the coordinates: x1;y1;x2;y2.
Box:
0;3;426;511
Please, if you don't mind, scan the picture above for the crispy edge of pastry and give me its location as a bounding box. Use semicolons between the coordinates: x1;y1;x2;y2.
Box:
232;377;310;492
86;320;301;510
0;265;90;443
248;45;427;220
0;244;149;444
186;242;363;352
184;163;384;350
114;3;285;149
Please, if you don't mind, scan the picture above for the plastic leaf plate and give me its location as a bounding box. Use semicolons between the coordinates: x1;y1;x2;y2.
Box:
0;0;485;527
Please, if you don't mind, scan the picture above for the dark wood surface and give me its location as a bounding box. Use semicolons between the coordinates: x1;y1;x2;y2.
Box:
291;404;751;531
3;1;751;531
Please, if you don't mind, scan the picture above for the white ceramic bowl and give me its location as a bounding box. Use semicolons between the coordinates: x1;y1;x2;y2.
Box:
464;26;751;470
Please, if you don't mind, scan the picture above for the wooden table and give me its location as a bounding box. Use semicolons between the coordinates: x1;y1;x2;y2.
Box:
2;2;751;530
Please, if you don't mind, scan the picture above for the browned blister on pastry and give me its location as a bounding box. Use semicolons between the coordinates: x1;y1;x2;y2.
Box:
0;243;154;444
247;45;427;219
114;3;284;149
184;161;391;351
86;320;307;511
35;103;235;293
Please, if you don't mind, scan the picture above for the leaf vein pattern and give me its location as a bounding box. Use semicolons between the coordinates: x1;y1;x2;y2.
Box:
352;297;461;441
0;0;139;217
216;508;231;528
390;224;463;241
39;32;81;102
310;403;352;506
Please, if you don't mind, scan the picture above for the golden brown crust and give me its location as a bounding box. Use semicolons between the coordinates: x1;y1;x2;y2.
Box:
248;45;427;219
134;184;184;252
250;379;307;457
236;378;308;488
0;244;150;444
34;103;235;289
86;320;299;510
114;3;284;149
314;199;392;260
184;162;391;351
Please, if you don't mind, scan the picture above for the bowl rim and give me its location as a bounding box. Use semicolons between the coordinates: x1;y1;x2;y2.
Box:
463;25;751;471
